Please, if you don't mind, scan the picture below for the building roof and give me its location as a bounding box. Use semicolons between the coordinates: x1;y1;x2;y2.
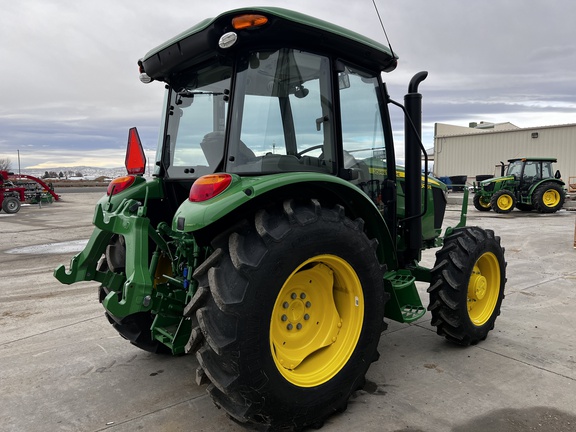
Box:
435;121;576;138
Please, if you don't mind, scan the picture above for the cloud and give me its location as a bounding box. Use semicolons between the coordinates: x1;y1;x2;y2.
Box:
1;0;575;169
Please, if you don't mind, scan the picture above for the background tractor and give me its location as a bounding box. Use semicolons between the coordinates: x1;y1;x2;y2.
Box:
55;8;507;431
473;157;566;213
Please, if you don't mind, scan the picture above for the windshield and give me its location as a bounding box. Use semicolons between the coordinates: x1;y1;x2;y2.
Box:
160;60;232;178
226;49;334;175
506;160;523;177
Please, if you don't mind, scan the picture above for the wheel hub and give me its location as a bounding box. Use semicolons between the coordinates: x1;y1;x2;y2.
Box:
270;255;364;387
542;190;560;207
281;293;311;331
467;256;501;325
498;195;512;210
469;273;487;300
272;263;341;371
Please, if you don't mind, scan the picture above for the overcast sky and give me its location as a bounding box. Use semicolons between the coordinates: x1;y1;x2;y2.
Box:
1;0;575;170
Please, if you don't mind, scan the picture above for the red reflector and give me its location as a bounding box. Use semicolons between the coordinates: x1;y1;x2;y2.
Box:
189;174;232;202
125;127;146;175
107;175;136;196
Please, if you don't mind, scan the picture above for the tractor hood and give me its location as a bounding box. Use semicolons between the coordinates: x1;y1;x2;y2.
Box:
480;176;514;187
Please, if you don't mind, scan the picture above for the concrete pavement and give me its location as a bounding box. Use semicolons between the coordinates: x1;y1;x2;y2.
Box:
1;189;575;431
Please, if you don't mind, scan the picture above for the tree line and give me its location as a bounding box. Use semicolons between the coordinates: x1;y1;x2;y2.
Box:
42;171;84;179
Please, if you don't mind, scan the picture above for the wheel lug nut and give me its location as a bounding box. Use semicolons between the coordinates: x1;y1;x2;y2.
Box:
291;293;297;300
304;314;310;320
296;323;302;330
305;301;311;308
281;314;288;321
283;302;289;309
300;293;306;299
287;323;293;330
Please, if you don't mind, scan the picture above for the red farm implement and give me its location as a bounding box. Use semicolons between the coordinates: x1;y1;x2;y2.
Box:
0;171;60;214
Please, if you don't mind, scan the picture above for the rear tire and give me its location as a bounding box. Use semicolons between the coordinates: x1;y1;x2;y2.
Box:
533;182;565;213
473;194;491;211
490;190;515;214
188;199;386;430
428;227;506;346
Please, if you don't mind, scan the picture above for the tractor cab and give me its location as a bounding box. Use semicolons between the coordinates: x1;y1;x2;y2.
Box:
506;158;560;188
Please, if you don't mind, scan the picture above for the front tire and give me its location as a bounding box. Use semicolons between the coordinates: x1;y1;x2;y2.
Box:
473;193;491;211
428;227;506;346
490;190;515;214
188;199;386;430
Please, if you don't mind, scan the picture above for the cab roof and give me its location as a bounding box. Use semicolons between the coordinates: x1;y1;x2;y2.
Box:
508;157;558;163
141;7;398;81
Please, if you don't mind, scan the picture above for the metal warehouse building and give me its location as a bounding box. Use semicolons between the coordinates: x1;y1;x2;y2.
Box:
433;122;576;191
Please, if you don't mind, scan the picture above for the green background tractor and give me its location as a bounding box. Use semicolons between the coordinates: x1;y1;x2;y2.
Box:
55;8;507;431
473;157;566;213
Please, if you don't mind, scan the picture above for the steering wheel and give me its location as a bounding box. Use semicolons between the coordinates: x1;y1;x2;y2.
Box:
296;145;323;157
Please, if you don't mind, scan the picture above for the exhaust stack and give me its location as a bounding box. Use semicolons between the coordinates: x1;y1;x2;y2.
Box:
404;71;428;264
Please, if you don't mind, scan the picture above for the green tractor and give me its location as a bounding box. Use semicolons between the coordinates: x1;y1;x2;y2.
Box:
55;8;507;430
473;157;566;213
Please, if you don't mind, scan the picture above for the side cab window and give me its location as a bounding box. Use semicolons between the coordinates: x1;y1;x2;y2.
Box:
339;65;388;208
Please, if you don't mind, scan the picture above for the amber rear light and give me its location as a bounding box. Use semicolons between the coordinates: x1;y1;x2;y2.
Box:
232;14;268;30
107;175;136;196
189;174;232;202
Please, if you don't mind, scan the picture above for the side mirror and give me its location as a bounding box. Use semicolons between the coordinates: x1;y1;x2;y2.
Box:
554;170;561;179
338;72;350;90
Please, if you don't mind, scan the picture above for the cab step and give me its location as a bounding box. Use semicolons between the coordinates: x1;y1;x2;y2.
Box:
384;270;426;323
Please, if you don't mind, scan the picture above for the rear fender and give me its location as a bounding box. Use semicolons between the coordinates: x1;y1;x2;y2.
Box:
174;173;398;269
528;178;565;196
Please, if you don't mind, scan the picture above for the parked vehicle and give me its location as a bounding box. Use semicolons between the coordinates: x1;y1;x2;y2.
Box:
473;157;565;213
0;171;24;214
55;8;507;430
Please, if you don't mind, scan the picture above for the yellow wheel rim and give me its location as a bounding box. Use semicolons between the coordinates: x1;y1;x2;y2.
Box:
542;189;560;207
497;194;513;211
479;198;491;209
467;252;500;326
270;254;363;387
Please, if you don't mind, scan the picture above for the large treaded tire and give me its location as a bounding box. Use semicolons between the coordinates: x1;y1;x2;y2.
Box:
428;227;506;346
2;196;21;214
187;199;386;430
533;182;565;213
490;190;515;214
473;193;491;212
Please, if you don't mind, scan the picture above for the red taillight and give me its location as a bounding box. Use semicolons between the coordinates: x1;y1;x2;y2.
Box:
107;175;136;196
189;174;232;202
125;127;146;175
